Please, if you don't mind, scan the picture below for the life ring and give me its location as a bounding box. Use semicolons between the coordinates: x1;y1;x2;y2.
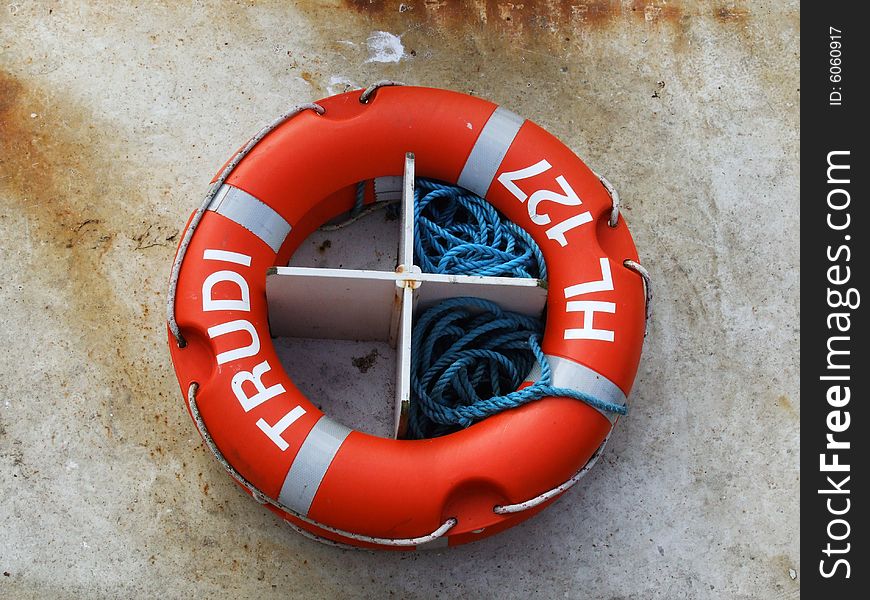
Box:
167;83;649;550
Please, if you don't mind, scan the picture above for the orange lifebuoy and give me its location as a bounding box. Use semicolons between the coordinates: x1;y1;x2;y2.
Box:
167;84;648;549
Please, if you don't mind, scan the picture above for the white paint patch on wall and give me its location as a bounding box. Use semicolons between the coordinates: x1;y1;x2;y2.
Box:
364;31;406;63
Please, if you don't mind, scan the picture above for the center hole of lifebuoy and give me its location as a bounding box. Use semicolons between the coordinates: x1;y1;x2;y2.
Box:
275;180;402;439
272;177;547;440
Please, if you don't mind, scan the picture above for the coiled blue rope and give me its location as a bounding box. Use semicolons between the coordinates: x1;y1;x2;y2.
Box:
408;297;627;439
414;179;547;279
401;179;626;439
347;177;626;437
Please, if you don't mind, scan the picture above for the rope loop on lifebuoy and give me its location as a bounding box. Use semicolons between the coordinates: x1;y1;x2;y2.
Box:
359;80;404;104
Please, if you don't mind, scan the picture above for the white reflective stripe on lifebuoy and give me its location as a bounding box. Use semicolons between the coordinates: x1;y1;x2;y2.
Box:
207;184;291;253
278;416;352;516
524;355;626;424
374;176;403;202
457;106;525;198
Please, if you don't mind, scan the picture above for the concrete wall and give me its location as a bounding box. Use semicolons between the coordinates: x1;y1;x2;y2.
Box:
1;1;799;598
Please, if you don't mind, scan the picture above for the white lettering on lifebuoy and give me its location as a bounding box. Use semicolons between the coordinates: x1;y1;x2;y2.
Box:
203;248;252;266
232;360;287;412
497;159;592;247
207;319;261;364
563;257;616;342
257;406;307;452
202;270;251;312
201;248;307;451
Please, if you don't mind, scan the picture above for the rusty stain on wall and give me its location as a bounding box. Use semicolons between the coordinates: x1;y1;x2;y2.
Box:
340;0;752;46
330;0;755;89
0;68;186;476
714;5;750;23
342;1;754;32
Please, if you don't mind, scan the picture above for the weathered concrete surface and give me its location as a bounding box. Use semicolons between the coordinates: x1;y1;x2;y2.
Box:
1;1;799;598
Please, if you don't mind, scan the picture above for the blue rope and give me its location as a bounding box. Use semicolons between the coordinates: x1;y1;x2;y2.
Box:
405;179;626;439
350;181;365;217
414;179;547;279
344;177;624;438
408;297;627;439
